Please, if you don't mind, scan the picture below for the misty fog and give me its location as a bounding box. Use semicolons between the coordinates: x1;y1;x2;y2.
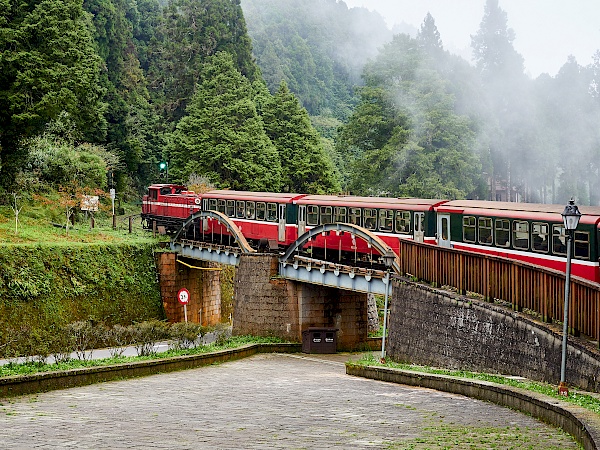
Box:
242;0;600;205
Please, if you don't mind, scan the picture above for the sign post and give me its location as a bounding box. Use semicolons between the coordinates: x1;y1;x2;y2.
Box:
110;189;116;229
177;288;190;323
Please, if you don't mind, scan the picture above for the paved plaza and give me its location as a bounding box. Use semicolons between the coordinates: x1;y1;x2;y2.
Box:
0;353;579;449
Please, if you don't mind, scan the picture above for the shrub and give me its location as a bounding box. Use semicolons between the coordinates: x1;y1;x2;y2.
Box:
128;320;169;356
66;321;103;361
48;326;75;363
169;322;207;350
104;324;134;358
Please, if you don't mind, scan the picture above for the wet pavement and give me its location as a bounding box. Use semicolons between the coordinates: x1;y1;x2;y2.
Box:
0;353;580;449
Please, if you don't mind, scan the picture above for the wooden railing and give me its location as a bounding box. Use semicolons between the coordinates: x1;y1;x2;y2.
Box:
397;240;600;343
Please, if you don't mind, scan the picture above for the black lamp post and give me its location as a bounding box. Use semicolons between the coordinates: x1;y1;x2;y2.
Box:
559;199;581;396
380;250;396;361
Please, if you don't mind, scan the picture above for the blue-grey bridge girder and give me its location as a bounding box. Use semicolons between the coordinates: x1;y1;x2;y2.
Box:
278;223;399;294
170;210;255;266
279;256;391;294
170;240;244;266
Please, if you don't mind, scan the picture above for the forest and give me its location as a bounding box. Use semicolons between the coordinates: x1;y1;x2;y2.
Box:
1;0;599;206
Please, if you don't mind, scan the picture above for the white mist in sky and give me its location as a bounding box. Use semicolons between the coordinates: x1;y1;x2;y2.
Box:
341;0;600;78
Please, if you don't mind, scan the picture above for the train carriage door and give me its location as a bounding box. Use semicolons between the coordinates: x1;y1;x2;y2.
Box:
414;212;425;243
437;214;451;248
278;204;286;242
298;205;306;237
148;188;158;215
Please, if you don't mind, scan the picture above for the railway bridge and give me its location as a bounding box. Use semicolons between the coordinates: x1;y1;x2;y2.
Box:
156;211;600;391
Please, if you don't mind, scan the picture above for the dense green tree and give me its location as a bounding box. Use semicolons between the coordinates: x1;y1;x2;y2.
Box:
83;0;160;194
147;0;258;125
169;52;281;191
0;0;106;186
261;81;340;193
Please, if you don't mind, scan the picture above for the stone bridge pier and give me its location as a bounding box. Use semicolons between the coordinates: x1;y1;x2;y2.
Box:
156;253;222;326
233;254;369;351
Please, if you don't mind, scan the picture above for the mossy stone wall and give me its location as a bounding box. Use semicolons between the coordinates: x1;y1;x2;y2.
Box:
0;243;164;350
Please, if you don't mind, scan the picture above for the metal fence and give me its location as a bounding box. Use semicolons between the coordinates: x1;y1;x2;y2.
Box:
397;240;600;342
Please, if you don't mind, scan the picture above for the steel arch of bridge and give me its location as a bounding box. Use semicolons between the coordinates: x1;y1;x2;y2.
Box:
280;223;400;274
172;210;255;253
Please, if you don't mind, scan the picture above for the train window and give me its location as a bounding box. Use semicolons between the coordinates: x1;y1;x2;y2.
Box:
256;202;266;221
209;199;217;211
415;212;425;233
334;207;347;223
307;205;319;226
478;217;493;245
552;225;567;255
149;189;158;200
226;200;235;217
395;211;411;234
349;208;361;227
532;223;549;253
320;206;333;225
160;187;172;195
512;221;529;250
236;201;245;219
379;210;394;232
246;202;255;219
574;231;590;260
463;216;476;243
364;209;377;230
495;219;510;247
267;203;277;222
217;199;226;214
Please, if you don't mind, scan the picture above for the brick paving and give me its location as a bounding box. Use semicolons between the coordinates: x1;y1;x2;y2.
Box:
0;353;579;449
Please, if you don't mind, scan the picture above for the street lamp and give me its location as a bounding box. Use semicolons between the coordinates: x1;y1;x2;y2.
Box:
380;250;396;361
559;198;581;396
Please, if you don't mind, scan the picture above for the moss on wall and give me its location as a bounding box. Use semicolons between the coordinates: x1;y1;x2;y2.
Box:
0;243;165;349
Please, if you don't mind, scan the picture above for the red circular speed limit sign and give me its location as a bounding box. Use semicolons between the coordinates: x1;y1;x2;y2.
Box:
177;288;190;305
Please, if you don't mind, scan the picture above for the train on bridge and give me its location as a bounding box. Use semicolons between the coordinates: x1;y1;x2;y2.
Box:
142;184;600;284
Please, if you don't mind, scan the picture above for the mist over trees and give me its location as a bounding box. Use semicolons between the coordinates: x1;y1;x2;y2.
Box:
1;0;598;205
246;0;600;204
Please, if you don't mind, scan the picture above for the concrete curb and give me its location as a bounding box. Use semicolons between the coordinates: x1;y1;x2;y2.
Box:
0;343;301;399
346;363;600;450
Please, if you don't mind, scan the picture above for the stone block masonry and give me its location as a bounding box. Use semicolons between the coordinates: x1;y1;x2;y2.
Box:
388;278;600;392
156;252;221;326
233;254;369;350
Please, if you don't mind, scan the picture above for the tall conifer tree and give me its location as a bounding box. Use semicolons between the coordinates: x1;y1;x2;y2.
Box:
0;0;106;184
261;81;339;194
169;52;281;191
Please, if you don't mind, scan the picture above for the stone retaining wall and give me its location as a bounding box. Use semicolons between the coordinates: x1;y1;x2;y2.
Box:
388;278;600;391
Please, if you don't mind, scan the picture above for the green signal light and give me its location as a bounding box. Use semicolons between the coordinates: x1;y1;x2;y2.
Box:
159;162;167;170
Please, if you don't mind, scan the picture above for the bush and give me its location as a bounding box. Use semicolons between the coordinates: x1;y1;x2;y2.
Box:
66;321;103;361
169;322;207;350
48;326;75;363
128;320;169;356
104;324;134;358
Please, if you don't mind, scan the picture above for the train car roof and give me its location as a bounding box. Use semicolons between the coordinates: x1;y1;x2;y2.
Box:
295;195;446;211
202;190;306;202
436;200;600;226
